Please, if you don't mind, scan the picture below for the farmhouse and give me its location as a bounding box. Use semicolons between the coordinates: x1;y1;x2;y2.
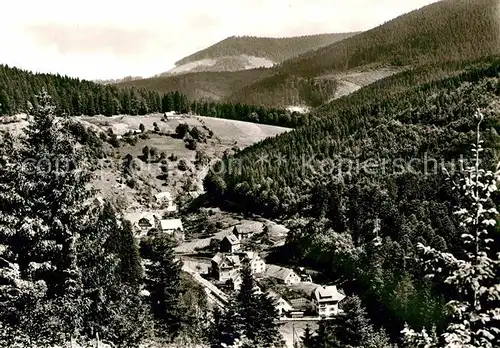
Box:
124;212;160;236
211;253;241;282
232;223;261;241
295;267;313;283
158;218;184;241
267;290;293;317
220;234;241;253
265;265;301;285
155;191;177;212
311;285;345;318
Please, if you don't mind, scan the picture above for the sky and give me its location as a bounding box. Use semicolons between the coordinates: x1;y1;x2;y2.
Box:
0;0;441;81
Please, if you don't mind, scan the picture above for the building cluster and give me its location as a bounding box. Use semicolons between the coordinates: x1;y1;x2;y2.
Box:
124;190;184;241
209;224;345;318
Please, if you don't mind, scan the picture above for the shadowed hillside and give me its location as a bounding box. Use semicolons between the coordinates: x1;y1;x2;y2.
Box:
205;55;500;338
280;0;500;76
117;68;274;101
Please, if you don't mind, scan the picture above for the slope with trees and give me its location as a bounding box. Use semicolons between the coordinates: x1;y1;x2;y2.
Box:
226;0;500;107
0;91;209;347
205;56;500;339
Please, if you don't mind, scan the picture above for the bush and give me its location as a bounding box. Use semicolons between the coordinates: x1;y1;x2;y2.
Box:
108;134;120;148
189;126;204;141
175;123;190;138
185;138;197;150
177;159;188;171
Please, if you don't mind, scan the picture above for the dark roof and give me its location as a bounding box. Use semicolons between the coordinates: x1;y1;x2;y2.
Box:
289;297;310;311
223;234;240;245
233;222;261;235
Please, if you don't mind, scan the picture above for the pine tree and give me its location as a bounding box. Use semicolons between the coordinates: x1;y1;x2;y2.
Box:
301;324;315;348
0;90;93;345
233;261;283;347
144;234;183;341
208;307;226;348
403;110;500;347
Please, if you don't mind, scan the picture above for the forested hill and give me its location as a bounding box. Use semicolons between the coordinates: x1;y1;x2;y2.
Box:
226;0;500;106
280;0;499;76
204;56;500;336
0;64;305;128
0;64;172;116
173;33;358;67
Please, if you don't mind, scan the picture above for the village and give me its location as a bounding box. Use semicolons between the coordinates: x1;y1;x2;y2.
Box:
119;186;347;322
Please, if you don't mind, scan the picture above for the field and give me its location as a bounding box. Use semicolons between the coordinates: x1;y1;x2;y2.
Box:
80;113;291;211
317;66;403;100
1;113;290;212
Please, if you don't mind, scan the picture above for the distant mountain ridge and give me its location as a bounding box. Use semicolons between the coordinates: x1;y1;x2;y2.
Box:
227;0;500;106
118;0;500;108
162;33;358;75
175;33;358;66
95;76;143;85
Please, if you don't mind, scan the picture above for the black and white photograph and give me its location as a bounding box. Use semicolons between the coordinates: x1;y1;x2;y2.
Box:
0;0;499;347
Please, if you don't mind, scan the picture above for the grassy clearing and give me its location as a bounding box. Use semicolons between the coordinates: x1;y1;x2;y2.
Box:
82;113;290;211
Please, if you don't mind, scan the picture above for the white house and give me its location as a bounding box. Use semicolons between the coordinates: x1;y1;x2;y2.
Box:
267;290;293;317
265;265;301;285
311;285;345;317
211;253;241;282
155;191;177;212
158;218;184;241
240;251;266;274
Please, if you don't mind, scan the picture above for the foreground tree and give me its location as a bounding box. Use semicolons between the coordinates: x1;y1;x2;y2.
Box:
314;295;392;348
0;91;150;347
208;261;283;347
403;111;500;348
144;234;183;341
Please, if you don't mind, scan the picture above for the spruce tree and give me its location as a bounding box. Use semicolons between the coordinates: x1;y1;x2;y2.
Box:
301;324;315;348
234;261;283;347
0;90;93;345
144;233;183;341
80;200;150;347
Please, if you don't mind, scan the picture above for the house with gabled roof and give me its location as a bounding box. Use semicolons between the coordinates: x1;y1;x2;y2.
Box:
155;191;177;212
265;265;301;285
220;234;241;253
239;251;266;274
124;212;161;236
232;222;261;241
157;218;184;241
267;290;293;317
211;252;241;282
311;285;345;317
